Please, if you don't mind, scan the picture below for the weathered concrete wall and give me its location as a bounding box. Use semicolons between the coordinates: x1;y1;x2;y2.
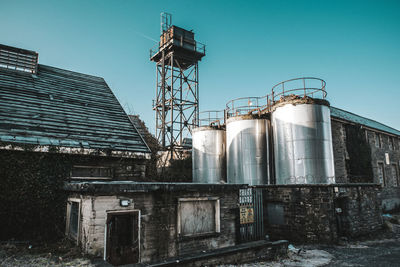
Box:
68;186;240;263
260;184;383;243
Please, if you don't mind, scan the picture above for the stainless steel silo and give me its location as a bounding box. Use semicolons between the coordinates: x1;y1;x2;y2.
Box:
271;99;335;184
192;126;226;183
226;116;270;185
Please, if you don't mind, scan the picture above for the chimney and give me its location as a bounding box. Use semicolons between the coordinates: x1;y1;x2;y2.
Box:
0;44;38;74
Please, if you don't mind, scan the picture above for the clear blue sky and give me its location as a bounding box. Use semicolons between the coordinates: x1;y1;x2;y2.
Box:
1;0;399;133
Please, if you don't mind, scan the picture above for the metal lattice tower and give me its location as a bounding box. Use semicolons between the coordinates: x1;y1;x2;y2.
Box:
150;13;206;160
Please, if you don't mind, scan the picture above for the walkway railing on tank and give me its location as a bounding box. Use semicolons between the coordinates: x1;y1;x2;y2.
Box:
271;77;327;102
198;110;225;127
225;96;269;119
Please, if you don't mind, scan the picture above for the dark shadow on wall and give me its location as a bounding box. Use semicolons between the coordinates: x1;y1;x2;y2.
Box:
344;124;373;183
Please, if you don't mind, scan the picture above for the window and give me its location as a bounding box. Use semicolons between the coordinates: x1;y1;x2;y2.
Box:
177;198;220;237
378;162;386;186
391;164;399;187
375;133;381;148
71;166;113;179
67;201;80;240
389;137;394;150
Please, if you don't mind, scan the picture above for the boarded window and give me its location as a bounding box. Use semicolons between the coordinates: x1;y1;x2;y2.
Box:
267;203;285;225
178;198;220;237
71;166;113;179
68;202;79;239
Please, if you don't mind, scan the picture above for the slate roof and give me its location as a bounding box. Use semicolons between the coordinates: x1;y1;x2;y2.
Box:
0;64;151;157
330;106;400;136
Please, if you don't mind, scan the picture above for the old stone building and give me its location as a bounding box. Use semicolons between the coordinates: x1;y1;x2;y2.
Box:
0;44;151;240
330;107;400;211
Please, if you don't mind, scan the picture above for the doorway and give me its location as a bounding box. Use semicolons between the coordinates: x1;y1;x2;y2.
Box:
106;211;140;266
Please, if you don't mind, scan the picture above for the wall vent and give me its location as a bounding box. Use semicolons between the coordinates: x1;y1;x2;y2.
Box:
0;44;38;74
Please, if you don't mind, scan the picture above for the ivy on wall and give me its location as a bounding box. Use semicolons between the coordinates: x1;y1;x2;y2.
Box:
0;149;72;241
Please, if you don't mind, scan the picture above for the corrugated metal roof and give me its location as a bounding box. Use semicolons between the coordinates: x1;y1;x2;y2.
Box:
0;64;151;155
331;106;400;136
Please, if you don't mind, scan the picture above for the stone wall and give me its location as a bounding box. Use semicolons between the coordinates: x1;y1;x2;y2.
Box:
380;187;400;212
66;183;242;264
260;184;383;243
331;120;348;183
331;118;400;211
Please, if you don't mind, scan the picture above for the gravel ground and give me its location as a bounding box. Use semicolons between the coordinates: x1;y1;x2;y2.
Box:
0;239;96;267
1;215;400;267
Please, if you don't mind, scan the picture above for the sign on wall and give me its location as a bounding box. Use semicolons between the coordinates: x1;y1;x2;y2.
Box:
240;206;254;224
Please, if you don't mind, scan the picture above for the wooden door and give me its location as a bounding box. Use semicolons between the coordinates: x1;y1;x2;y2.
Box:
106;211;139;266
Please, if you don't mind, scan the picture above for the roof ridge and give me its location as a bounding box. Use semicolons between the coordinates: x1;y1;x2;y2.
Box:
38;64;104;80
331;106;400;134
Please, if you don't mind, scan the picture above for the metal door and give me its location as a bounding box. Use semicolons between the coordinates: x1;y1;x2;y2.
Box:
239;187;264;242
106;211;139;266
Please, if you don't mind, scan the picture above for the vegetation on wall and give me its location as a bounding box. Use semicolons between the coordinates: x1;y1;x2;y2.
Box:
345;124;374;183
0;149;72;241
130;115;192;182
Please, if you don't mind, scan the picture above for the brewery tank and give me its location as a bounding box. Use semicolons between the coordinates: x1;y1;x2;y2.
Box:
271;97;335;184
226;115;270;185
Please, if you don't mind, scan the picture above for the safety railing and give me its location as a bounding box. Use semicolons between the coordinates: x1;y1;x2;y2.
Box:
198;110;225;127
150;39;206;58
225;96;269;119
224;77;327;119
271;77;326;102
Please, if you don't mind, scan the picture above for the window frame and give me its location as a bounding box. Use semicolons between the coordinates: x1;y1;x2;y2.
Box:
391;163;399;187
377;161;386;186
70;165;114;180
374;132;380;148
66;199;81;244
177;197;220;238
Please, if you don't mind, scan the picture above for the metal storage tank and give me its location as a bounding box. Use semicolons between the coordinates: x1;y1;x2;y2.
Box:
192;126;226;183
226;115;270;185
271;78;335;184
